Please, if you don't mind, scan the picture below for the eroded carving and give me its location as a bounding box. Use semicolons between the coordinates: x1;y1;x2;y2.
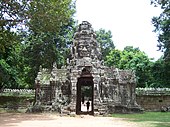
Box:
34;21;142;114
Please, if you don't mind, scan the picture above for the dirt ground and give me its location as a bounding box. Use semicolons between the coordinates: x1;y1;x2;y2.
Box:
0;113;142;127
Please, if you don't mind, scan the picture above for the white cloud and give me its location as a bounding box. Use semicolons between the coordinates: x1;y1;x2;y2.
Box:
75;0;163;60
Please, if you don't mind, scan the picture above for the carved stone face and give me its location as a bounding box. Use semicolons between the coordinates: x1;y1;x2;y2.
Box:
79;21;89;31
77;41;91;57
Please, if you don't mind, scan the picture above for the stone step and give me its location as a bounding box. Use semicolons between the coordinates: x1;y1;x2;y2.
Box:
61;109;70;115
94;111;100;116
43;105;52;111
98;108;106;111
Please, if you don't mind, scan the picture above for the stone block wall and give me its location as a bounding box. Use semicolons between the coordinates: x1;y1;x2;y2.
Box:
136;95;170;111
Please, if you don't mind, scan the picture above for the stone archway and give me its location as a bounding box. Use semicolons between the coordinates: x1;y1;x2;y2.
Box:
76;76;94;115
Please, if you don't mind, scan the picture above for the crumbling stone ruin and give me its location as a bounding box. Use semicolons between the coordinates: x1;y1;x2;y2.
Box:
34;21;142;115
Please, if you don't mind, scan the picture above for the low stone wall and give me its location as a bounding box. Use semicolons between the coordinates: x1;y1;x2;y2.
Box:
136;95;170;111
1;88;170;112
0;89;35;110
0;96;34;110
136;88;170;111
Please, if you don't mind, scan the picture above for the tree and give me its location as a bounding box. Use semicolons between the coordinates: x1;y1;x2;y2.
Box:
0;0;75;31
27;0;75;34
95;29;115;61
151;0;170;60
106;46;154;87
0;36;25;89
106;49;122;67
0;0;29;29
151;0;170;88
0;0;30;52
22;1;76;87
151;57;170;88
0;0;76;88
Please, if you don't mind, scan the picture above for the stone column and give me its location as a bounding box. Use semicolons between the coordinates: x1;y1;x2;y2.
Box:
69;69;78;112
92;73;100;113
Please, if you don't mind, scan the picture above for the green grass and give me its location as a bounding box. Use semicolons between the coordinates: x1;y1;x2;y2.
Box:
112;112;170;127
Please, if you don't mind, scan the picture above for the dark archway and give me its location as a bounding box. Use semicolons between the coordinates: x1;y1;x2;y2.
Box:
76;68;94;115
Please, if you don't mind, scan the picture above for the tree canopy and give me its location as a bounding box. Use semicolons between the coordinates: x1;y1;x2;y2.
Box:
151;0;170;60
151;0;170;87
106;46;154;87
0;0;169;89
95;29;115;61
0;0;76;88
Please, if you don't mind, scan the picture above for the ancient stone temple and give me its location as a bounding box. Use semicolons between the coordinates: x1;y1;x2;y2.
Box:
35;21;142;115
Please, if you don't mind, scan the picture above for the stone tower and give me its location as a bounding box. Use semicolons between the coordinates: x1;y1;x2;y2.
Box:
35;21;142;115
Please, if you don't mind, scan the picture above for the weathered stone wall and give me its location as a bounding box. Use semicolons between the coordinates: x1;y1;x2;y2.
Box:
34;21;142;114
0;89;34;110
136;95;170;111
2;88;170;112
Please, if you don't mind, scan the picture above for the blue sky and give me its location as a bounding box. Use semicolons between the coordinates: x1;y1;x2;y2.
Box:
75;0;163;60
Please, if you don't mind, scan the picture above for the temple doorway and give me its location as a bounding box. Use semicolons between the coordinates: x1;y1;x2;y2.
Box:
76;77;94;115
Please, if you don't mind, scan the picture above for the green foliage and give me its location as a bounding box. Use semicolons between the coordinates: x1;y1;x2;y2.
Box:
20;0;76;87
0;0;75;32
28;0;75;33
106;46;153;87
0;0;76;88
81;86;92;97
0;30;18;54
95;29;115;61
1;0;168;89
0;31;25;88
151;0;170;88
0;0;29;30
106;46;170;88
105;49;122;67
0;1;29;88
150;57;166;87
22;19;76;87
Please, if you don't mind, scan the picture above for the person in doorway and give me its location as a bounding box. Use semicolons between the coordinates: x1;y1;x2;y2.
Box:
82;93;84;104
86;100;90;112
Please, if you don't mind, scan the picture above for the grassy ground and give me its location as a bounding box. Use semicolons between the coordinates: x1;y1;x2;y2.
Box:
112;112;170;127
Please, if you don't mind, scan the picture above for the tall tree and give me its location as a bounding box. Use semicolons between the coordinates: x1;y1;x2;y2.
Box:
151;0;170;88
0;34;24;88
151;0;170;60
0;0;29;54
0;0;76;88
22;20;76;87
0;0;29;29
27;0;75;33
21;0;76;87
95;29;115;61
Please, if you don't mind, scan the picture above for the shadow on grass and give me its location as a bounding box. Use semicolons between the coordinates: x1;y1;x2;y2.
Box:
112;112;170;127
156;123;170;127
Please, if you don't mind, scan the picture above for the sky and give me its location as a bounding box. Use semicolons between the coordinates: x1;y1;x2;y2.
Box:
75;0;163;60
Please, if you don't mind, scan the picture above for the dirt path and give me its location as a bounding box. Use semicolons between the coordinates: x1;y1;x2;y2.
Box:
0;113;141;127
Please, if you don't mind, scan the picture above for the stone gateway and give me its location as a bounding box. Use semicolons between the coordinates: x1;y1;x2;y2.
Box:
35;21;142;115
